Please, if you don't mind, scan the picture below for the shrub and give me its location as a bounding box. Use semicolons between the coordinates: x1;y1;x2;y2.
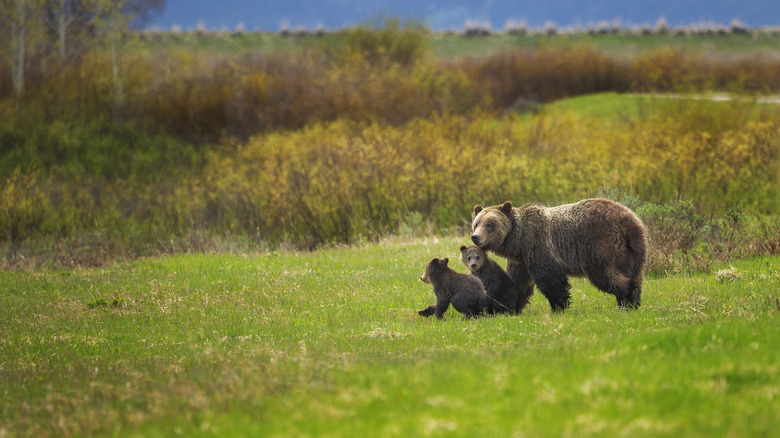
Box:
0;170;50;250
1;54;779;267
636;200;780;275
323;18;429;67
637;200;706;272
460;48;632;106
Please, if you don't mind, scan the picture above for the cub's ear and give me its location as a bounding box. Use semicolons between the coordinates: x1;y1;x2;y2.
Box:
473;205;483;217
442;257;449;266
460;245;467;253
501;201;513;215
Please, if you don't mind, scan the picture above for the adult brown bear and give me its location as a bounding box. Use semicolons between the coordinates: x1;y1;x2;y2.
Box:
471;199;647;312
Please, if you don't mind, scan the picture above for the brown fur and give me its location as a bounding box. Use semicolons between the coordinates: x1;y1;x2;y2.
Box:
459;245;529;314
471;198;647;311
418;257;491;319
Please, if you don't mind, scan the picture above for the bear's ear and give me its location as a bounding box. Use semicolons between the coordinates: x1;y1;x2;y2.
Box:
442;257;449;266
501;201;513;215
473;205;483;217
460;245;467;253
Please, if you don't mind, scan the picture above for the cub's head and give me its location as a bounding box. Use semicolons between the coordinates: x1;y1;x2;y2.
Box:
471;201;513;250
459;245;487;273
420;257;449;284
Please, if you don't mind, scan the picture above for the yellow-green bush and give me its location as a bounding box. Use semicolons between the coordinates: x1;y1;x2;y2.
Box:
621;103;780;212
2;96;778;267
0;170;49;246
174;99;777;249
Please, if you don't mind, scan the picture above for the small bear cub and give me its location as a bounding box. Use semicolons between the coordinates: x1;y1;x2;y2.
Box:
418;257;490;319
460;245;525;314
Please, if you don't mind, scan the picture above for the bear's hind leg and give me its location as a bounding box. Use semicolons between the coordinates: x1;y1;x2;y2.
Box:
612;278;641;310
623;277;642;309
586;269;640;310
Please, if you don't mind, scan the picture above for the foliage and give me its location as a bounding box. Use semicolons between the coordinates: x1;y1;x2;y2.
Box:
5;28;780;142
1;24;780;266
321;18;430;67
1;95;779;268
460;47;633;106
0;242;778;436
0;169;49;248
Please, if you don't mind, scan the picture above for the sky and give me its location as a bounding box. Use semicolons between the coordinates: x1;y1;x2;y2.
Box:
144;0;780;32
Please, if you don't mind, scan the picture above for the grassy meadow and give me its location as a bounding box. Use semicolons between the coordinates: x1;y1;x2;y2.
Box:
1;236;778;436
2;23;780;437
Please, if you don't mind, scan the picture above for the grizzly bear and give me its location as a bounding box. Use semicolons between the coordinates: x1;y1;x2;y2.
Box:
459;245;529;314
471;198;647;312
418;257;491;319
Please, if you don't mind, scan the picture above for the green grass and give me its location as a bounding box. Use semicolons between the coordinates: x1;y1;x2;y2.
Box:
427;32;774;60
1;235;778;436
131;30;780;60
541;92;647;121
545;92;780;120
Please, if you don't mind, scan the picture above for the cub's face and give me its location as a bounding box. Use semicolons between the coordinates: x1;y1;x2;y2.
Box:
459;245;486;273
420;257;448;284
471;201;513;250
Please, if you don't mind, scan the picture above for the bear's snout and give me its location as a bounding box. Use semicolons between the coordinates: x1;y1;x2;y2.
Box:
470;263;478;270
471;234;481;245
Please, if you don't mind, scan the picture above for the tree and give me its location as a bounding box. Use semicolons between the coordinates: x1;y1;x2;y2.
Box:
1;0;165;103
46;0;94;70
2;0;45;99
86;0;165;117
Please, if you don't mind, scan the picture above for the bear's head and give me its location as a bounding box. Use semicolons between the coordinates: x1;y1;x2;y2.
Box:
471;201;513;250
420;257;449;284
459;245;487;273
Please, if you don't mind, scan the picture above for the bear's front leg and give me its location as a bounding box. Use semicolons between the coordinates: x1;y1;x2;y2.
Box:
533;272;571;312
418;305;436;317
434;299;450;319
507;259;535;312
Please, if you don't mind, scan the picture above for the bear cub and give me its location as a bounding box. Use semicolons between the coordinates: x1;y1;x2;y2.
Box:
418;257;490;319
460;245;528;314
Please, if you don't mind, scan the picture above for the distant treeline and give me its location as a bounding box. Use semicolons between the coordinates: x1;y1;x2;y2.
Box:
150;16;762;38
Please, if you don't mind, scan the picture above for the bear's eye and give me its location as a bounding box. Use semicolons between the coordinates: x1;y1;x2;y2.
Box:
485;221;494;231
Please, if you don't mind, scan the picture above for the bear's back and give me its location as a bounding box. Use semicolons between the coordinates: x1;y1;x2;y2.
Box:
432;267;483;297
